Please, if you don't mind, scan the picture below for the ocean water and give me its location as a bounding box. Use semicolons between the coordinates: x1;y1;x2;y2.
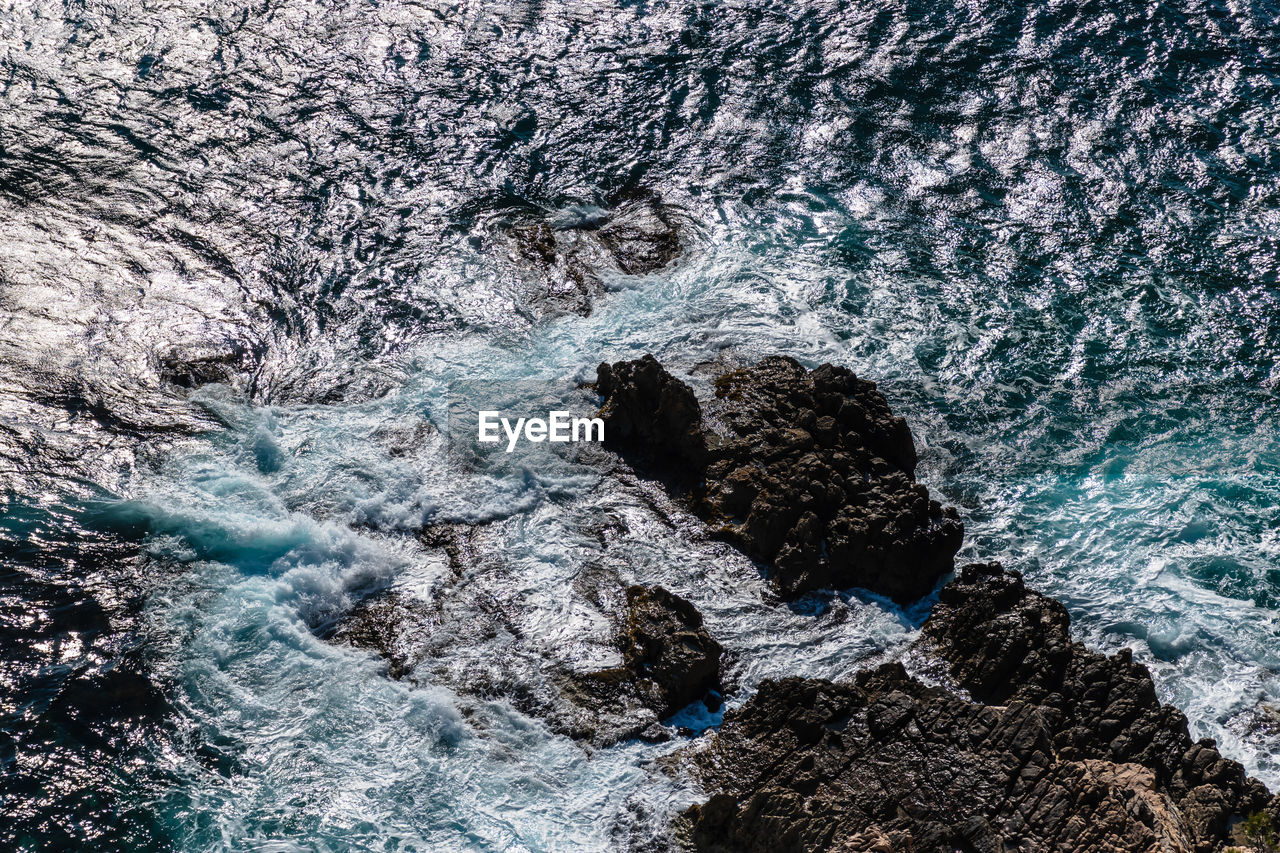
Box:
3;0;1280;849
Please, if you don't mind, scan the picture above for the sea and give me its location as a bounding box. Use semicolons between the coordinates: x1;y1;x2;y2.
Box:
2;0;1280;849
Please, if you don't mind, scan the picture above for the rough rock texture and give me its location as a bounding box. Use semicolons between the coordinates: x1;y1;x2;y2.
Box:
595;355;963;603
686;666;1200;853
596;354;707;469
682;564;1272;853
564;585;724;736
920;563;1271;849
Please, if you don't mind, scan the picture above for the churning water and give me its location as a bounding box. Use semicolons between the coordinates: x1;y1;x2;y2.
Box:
3;0;1280;849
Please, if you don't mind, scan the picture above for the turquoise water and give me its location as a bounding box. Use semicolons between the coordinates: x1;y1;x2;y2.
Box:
3;0;1280;849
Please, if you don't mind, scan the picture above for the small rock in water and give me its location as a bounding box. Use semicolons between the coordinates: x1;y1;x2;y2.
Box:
327;590;433;680
594;201;682;276
157;338;257;390
507;194;683;317
565;585;723;728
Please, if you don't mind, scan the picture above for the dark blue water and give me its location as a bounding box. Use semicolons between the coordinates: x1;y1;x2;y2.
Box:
3;0;1280;848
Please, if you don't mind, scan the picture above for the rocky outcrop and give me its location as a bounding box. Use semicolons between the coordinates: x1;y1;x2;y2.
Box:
563;585;723;740
321;351;1273;853
596;355;707;469
698;357;963;602
622;585;723;718
681;564;1270;853
920;563;1271;848
685;666;1201;853
595;355;963;603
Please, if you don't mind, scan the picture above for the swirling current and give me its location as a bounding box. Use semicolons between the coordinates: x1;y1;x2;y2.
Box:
2;0;1280;849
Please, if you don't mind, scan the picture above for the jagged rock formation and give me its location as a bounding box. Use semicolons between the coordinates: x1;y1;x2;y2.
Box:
595;354;963;603
596;354;707;468
322;352;1275;853
681;564;1271;853
921;563;1271;848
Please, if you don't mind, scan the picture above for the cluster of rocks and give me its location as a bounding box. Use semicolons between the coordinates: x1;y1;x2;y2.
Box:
596;354;963;602
149;192;684;403
682;564;1270;853
328;352;1274;852
922;565;1271;847
595;355;1273;852
328;524;723;746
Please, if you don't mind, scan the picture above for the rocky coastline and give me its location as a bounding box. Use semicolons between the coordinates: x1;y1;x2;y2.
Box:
329;353;1278;851
596;354;963;603
594;355;1277;853
679;564;1271;853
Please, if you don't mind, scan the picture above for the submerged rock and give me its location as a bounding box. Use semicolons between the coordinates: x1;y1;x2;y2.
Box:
680;564;1270;853
684;665;1201;853
328;590;433;679
326;520;722;746
156;338;258;390
511;220;596;316
595;355;962;603
594;201;682;276
508;195;683;317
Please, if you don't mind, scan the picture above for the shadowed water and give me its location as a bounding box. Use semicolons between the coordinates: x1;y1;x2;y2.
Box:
3;0;1280;849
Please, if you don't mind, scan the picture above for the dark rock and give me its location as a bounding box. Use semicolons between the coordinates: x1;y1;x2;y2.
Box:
918;563;1269;848
596;355;707;469
327;553;722;745
700;357;962;602
683;665;1204;853
620;585;723;718
682;564;1270;853
563;585;723;738
595;355;962;603
157;338;256;389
